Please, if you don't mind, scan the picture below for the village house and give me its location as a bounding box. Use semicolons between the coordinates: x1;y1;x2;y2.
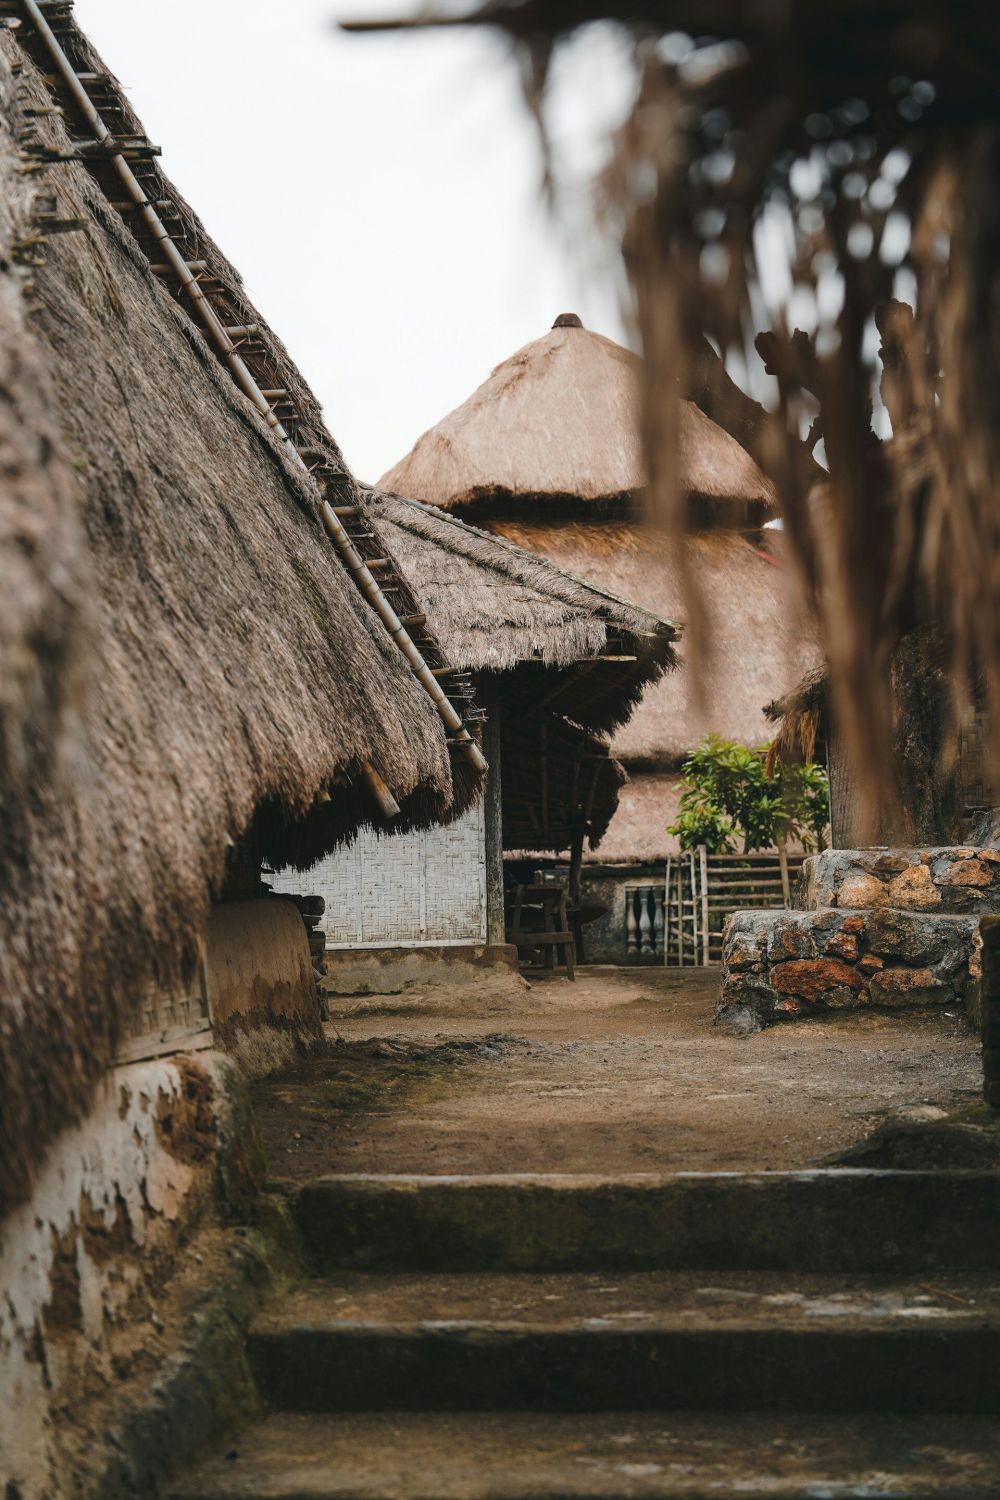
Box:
0;7;484;1494
271;488;678;985
2;7;999;1499
381;315;820;959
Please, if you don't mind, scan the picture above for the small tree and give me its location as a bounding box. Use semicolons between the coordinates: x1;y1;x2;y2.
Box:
668;734;829;854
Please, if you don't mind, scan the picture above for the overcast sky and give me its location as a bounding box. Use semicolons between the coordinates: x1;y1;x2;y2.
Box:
74;0;636;482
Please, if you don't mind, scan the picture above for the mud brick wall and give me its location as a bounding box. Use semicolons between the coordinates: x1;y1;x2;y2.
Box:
802;848;1000;915
720;907;981;1026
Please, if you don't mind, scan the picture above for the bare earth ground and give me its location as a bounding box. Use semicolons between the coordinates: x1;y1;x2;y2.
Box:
252;966;982;1181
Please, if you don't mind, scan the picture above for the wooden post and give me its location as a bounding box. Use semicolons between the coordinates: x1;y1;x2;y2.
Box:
482;676;506;947
699;844;710;966
778;838;791;906
980;917;1000;1109
568;829;584;904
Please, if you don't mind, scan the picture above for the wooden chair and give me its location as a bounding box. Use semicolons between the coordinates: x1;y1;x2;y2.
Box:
509;883;576;979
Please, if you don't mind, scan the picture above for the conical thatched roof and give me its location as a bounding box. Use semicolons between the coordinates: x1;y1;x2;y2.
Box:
489;522;819;768
0;26;464;1209
380;318;776;512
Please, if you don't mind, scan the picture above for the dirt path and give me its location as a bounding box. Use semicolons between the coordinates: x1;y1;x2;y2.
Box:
252;967;981;1181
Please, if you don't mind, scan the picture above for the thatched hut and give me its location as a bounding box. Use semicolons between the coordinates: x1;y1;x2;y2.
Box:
0;13;481;1213
271;488;677;982
382;316;819;866
0;9;500;1493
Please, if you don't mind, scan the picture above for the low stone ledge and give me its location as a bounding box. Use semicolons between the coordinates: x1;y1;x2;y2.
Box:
322;943;522;996
718;907;981;1028
801;847;1000;915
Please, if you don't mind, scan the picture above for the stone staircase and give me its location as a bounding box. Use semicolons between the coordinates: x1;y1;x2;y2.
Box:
720;846;1000;1028
170;1169;1000;1498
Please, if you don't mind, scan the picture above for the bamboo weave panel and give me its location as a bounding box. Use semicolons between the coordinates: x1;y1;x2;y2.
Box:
270;801;487;946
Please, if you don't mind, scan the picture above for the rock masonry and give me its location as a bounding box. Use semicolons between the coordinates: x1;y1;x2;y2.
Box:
718;847;998;1029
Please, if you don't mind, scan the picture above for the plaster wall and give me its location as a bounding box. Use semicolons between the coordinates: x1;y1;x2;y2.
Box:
322;942;520;995
205;899;315;1026
0;1051;243;1500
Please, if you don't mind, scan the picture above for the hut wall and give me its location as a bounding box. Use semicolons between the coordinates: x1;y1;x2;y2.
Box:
203;900;321;1076
269;801;487;949
0;1050;258;1500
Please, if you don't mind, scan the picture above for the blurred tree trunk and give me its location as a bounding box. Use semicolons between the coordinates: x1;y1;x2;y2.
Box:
829;633;962;847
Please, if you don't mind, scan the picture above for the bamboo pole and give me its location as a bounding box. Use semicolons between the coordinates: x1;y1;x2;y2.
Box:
778;838;791;905
361;762;401;819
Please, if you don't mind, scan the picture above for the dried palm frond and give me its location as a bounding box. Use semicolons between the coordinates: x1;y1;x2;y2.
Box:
347;1;1000;833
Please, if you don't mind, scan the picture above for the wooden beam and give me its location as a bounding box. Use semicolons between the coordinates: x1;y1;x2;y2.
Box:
540;723;548;836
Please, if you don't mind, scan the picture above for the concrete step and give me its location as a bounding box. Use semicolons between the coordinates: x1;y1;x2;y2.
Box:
248;1270;1000;1414
294;1171;1000;1273
168;1410;1000;1498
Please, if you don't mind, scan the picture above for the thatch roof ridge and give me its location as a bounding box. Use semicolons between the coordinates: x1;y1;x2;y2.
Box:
379;320;777;512
369;487;680;647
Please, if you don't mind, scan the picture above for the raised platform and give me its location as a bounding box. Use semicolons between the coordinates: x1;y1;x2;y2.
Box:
321;942;520;996
720;906;981;1024
718;846;999;1029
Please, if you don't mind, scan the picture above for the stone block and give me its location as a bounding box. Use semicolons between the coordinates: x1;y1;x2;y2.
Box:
864;909;946;965
873;853;911;874
837;872;887;909
771;958;864;1004
766;916;817;962
717;970;775;1021
825;984;870;1009
869;966;947;1007
824;930;859;961
886;863;941;909
940;857;995;888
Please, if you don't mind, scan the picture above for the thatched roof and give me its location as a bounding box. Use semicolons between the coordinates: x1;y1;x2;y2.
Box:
366;490;678;850
579;771;685;864
490;521;820;767
368;489;678;731
0;27;464;1209
380;319;777;513
764;666;829;771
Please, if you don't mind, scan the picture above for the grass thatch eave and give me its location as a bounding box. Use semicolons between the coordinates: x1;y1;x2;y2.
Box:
367;487;679;736
764;665;829;772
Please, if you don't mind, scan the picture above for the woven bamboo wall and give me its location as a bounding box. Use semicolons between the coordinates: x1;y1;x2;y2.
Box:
270;801;487;947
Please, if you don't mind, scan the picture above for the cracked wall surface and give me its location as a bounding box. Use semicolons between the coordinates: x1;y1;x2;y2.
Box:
0;1051;238;1499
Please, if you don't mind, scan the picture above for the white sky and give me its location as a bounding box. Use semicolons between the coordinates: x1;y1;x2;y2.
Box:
74;0;636;482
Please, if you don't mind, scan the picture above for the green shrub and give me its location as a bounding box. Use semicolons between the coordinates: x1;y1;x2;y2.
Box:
668;734;830;854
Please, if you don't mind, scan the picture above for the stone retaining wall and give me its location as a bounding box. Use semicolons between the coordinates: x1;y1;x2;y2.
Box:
802;847;1000;914
719;906;981;1027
